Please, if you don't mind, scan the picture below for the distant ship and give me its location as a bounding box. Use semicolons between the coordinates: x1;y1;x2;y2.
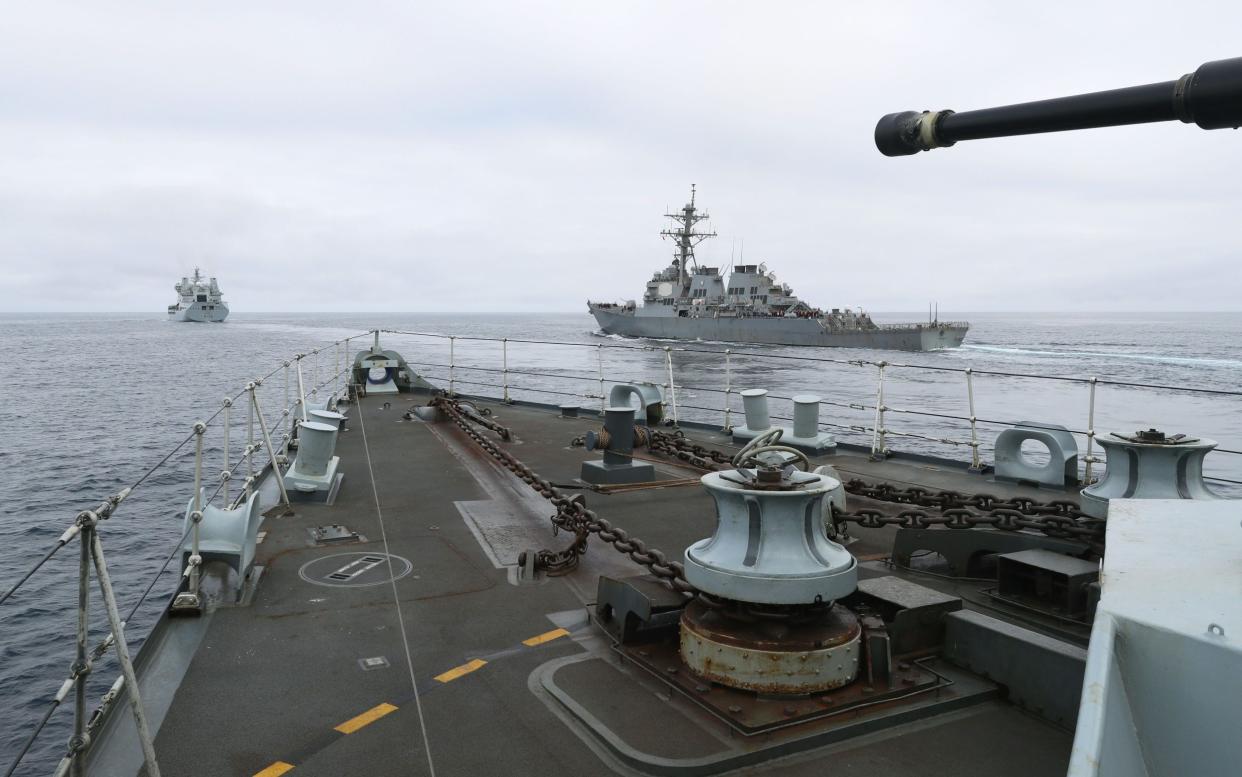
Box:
588;187;968;350
168;268;229;322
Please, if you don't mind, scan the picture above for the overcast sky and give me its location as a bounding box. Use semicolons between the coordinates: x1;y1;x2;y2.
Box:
0;2;1239;313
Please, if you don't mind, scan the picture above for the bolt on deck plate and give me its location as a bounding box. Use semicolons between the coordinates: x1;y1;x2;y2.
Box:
619;638;946;735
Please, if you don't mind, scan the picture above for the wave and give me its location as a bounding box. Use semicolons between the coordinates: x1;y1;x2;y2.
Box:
962;344;1242;369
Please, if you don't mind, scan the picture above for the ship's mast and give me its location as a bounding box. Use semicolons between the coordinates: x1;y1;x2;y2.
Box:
660;184;717;292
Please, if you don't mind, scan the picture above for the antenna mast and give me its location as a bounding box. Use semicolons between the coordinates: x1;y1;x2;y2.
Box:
660;184;718;291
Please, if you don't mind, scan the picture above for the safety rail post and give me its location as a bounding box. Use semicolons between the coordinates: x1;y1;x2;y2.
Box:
597;344;606;412
449;336;457;396
188;421;205;598
70;515;91;777
722;349;733;432
311;348;319;399
664;347;680;426
345;337;353;396
89;530;162;777
221;398;231;506
1084;376;1098;484
250;382;292;510
964;368;982;470
283;361;291;443
295;355;309;423
246;391;255;499
502;338;511;403
870;361;888;460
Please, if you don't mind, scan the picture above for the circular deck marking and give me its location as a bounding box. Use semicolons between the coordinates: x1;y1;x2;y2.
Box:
299;552;413;588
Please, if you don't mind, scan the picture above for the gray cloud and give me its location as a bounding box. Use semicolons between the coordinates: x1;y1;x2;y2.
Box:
0;1;1239;313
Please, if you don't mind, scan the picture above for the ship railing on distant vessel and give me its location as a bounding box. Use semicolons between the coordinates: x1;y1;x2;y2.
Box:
378;328;1242;490
876;321;970;331
0;330;373;777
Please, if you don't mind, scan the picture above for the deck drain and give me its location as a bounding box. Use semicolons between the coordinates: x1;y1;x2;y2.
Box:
298;552;414;588
359;656;390;671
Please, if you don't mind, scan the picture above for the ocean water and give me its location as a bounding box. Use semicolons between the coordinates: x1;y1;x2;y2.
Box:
1;310;1240;773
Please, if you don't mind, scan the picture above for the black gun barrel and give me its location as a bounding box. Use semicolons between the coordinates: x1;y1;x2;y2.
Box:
876;57;1242;156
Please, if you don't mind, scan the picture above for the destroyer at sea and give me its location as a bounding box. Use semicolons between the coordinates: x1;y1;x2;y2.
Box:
589;186;969;351
167;268;229;322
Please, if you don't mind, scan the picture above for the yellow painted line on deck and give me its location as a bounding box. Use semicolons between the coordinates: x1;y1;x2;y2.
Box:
522;628;570;647
253;762;295;777
434;658;488;683
334;702;399;734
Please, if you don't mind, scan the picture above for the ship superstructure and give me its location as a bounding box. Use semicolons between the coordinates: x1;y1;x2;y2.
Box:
588;186;968;350
167;268;229;322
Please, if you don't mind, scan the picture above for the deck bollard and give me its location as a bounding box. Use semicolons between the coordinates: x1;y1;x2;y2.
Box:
741;389;771;432
580;406;655;485
792;395;820;439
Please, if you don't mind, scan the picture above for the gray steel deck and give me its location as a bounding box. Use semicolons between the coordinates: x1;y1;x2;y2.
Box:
121;393;1075;776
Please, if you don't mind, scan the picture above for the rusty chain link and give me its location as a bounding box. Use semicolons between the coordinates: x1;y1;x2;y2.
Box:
430;397;696;592
646;429;1106;547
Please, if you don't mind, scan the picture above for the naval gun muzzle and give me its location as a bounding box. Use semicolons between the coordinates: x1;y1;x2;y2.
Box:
875;57;1242;156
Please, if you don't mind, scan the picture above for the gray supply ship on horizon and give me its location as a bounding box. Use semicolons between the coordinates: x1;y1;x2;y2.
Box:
588;187;968;351
167;268;229;322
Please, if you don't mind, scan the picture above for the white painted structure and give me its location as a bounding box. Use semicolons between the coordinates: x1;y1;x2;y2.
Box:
1069;499;1241;777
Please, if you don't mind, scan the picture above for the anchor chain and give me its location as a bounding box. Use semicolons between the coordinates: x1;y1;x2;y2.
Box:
430;397;695;592
645;430;1106;545
648;430;732;471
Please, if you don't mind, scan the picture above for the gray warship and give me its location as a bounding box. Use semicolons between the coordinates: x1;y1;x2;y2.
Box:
167;268;229;323
588;187;969;351
4;58;1242;777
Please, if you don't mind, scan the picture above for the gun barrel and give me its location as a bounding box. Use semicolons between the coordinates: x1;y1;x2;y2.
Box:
875;57;1242;156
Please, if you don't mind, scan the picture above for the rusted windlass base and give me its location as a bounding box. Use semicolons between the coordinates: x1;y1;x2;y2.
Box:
623;635;945;735
679;599;862;694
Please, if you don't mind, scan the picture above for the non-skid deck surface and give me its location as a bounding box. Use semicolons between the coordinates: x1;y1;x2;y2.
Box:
145;394;1072;777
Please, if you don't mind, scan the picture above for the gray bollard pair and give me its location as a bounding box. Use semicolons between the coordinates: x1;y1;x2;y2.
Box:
733;389;836;453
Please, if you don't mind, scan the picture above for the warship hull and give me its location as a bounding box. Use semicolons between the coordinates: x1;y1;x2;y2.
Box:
590;305;967;350
168;302;229;322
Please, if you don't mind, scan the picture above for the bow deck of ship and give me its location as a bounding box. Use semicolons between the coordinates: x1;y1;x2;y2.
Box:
101;392;1078;777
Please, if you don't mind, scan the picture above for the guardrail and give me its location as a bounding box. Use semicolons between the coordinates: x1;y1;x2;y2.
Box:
0;331;372;777
378;328;1242;488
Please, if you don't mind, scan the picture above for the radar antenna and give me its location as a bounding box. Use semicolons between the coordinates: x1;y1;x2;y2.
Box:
660;184;718;292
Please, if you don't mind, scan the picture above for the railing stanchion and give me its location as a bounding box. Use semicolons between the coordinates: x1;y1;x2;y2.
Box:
246;390;255;499
70;516;91;777
296;356;309;423
965;368;981;470
870;361;888;460
449;336;457;396
221;398;232;506
189;422;205;597
1085;376;1098;484
502;338;511;403
345;337;353;395
89;530;162;777
251;383;292;509
283;361;291;443
722;349;733;432
597;344;606;413
664;347;679;426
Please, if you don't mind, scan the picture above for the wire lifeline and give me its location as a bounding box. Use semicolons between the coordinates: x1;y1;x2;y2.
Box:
352;398;439;777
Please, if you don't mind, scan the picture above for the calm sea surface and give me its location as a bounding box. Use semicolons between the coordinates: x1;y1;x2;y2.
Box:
2;310;1241;772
